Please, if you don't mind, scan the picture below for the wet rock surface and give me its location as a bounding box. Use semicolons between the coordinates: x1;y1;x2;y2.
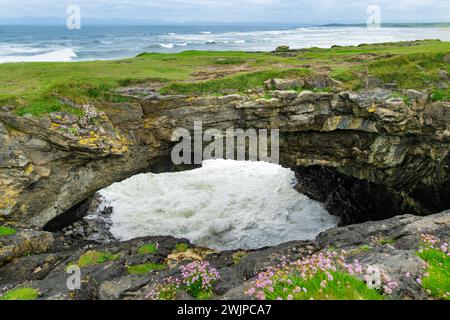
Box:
0;212;448;300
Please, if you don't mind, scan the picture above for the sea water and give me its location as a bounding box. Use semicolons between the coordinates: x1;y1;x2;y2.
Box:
1;25;450;63
96;160;338;250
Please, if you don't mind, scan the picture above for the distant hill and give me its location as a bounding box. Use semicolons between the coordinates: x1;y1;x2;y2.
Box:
0;18;449;27
0;17;66;25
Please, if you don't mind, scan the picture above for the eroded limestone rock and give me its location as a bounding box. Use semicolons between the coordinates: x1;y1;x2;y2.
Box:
1;89;449;228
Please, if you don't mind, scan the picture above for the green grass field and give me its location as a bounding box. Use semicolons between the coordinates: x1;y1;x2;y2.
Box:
1;39;450;116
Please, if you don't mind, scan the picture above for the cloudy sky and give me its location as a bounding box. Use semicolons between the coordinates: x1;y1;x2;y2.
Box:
0;0;448;24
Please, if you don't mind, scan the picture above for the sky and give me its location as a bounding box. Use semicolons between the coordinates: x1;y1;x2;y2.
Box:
0;0;448;24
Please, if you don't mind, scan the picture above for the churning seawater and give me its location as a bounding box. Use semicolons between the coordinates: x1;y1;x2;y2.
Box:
96;160;338;250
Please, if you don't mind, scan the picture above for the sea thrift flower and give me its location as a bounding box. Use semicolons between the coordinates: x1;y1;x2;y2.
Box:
245;249;399;301
364;266;382;290
146;277;181;300
246;287;256;296
181;261;220;298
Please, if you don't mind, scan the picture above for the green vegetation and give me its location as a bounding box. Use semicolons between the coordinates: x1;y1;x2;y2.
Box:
359;245;373;252
330;67;360;90
137;243;158;255
265;271;384;300
212;57;246;65
431;88;450;101
0;226;17;237
15;98;84;117
417;248;450;300
1;40;450;116
175;243;189;253
368;52;449;90
0;50;304;109
127;262;165;275
388;92;412;106
159;68;310;95
379;238;399;246
71;250;119;268
262;92;273;100
232;251;248;264
0;287;39;300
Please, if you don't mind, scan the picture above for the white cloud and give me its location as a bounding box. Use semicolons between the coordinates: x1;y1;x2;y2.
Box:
0;0;447;23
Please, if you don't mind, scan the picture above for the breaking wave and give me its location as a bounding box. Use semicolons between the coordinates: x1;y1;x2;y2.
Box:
0;48;77;63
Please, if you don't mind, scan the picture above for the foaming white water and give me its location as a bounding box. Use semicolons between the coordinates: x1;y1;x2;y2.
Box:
158;27;450;52
98;160;338;250
0;48;77;63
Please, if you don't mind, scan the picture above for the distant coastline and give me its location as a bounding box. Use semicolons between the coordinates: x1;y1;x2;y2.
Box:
0;17;449;27
321;22;450;28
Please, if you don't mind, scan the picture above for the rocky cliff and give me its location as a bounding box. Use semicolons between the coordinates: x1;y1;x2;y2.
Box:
1;86;449;228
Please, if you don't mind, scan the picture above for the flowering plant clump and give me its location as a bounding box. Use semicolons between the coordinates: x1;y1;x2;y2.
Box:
245;250;398;300
146;277;181;301
146;261;220;300
416;234;449;300
419;234;449;254
79;104;98;127
181;261;220;299
364;265;399;294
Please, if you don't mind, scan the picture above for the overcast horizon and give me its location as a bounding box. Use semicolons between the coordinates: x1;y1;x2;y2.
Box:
0;0;448;25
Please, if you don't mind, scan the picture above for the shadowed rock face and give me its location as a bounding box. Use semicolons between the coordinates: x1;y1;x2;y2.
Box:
1;88;449;228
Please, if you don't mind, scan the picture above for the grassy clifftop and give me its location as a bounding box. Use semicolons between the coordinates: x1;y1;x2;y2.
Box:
1;39;449;116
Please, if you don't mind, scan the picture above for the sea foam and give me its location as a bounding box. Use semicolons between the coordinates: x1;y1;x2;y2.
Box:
97;160;338;250
0;48;77;63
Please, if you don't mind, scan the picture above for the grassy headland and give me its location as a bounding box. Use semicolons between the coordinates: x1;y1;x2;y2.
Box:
0;39;449;116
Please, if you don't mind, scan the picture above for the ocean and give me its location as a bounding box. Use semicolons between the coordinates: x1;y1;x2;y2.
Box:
1;25;450;63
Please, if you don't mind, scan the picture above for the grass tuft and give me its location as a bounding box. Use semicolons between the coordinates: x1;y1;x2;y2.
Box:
137;243;158;255
232;251;248;264
265;271;384;300
15;98;84;117
127;262;165;275
71;250;119;268
0;287;39;300
175;243;189;253
0;226;17;237
417;248;450;300
431;88;450;101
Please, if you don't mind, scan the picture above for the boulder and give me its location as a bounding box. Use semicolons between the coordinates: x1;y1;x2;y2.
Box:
438;69;449;80
0;229;54;265
264;78;304;90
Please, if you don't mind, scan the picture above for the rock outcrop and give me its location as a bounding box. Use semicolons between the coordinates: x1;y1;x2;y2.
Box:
1;87;450;227
0;212;448;300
